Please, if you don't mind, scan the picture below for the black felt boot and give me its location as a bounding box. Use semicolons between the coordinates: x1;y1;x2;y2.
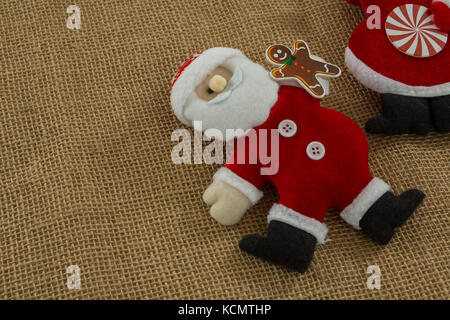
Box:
365;94;431;135
360;189;425;245
430;95;450;133
239;221;316;273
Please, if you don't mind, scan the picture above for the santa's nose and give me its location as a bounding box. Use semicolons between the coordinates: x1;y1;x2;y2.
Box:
208;75;227;93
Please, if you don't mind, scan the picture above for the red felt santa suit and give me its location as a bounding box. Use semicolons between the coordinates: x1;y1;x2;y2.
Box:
170;47;426;272
214;86;389;243
344;0;450;98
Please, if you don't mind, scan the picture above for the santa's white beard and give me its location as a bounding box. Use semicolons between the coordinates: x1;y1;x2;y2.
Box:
183;56;280;140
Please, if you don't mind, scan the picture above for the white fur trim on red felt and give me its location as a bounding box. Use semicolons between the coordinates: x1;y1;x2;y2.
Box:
171;48;244;126
345;47;450;97
434;0;450;8
267;204;328;244
213;167;263;205
340;178;390;230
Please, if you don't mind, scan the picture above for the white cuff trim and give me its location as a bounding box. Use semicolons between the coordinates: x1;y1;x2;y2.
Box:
345;47;450;97
213;167;263;205
267;204;328;244
340;178;390;230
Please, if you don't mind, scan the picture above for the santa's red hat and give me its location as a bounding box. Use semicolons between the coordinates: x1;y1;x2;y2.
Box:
170;47;244;126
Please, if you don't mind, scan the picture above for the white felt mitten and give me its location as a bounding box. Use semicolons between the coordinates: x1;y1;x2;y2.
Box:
203;180;251;226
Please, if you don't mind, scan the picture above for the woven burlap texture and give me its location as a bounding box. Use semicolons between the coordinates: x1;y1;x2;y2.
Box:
0;0;448;299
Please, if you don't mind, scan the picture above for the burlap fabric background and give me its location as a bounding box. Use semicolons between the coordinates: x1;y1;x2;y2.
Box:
0;0;448;300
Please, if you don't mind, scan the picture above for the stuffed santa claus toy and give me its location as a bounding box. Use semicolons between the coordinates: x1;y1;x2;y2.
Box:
345;0;450;135
170;44;425;273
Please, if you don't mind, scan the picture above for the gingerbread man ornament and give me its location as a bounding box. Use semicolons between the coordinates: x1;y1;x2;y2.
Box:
266;40;341;98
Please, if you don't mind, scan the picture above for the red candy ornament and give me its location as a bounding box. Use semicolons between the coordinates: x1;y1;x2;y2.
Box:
386;4;448;58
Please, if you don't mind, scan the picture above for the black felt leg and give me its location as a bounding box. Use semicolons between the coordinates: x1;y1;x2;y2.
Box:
365;94;431;135
239;221;317;273
429;95;450;133
360;190;425;245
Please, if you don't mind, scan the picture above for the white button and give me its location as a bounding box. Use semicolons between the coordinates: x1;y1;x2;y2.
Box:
306;141;325;160
278;120;297;138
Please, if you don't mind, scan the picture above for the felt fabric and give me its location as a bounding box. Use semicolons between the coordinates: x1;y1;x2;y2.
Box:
430;95;450;132
360;190;426;245
213;167;264;205
171;48;244;126
202;180;252;226
183;56;280;140
345;48;450;98
345;0;450;95
365;94;450;134
0;0;448;300
267;204;328;244
239;221;317;274
431;0;450;31
340;178;391;230
224;86;374;223
366;94;432;135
